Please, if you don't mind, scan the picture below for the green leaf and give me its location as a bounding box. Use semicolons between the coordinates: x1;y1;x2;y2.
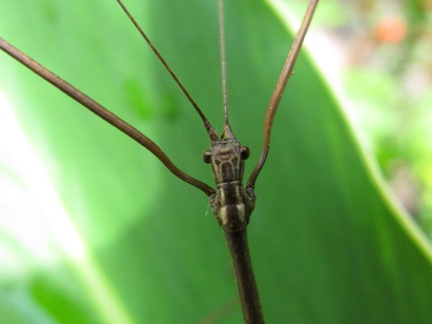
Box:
1;0;431;323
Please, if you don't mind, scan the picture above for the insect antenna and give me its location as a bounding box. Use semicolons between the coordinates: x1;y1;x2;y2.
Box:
218;0;234;140
247;0;319;189
116;0;219;142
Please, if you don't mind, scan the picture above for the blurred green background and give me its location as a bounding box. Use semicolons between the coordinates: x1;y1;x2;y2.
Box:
0;0;431;323
308;0;432;235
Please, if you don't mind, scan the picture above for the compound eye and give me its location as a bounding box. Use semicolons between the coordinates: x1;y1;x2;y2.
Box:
240;146;250;160
202;150;212;164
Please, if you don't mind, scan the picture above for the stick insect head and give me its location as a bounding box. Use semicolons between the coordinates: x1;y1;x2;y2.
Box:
203;123;255;233
202;129;250;185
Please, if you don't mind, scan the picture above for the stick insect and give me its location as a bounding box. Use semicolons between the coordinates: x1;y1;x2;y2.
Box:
0;0;318;322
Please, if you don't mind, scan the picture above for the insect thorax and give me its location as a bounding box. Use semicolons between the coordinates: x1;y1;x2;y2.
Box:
203;138;256;232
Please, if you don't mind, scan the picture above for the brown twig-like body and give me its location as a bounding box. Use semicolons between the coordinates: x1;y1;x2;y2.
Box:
224;229;264;323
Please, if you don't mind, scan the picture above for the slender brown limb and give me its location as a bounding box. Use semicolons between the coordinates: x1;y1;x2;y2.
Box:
0;37;215;196
224;229;264;324
116;0;219;141
197;294;238;324
247;0;319;188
